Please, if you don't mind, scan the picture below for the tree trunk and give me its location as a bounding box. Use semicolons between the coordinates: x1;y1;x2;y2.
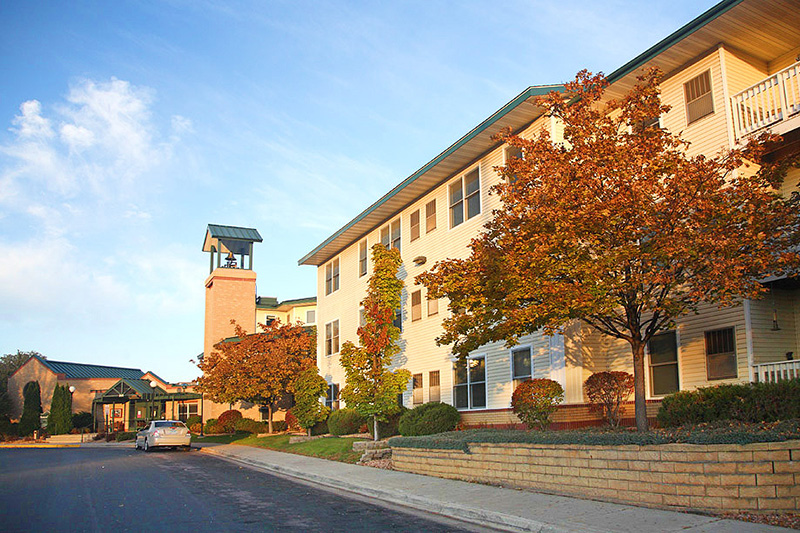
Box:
373;416;379;441
268;404;274;434
631;340;649;431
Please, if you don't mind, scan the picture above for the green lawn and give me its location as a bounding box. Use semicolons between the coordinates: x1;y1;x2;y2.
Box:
192;432;366;464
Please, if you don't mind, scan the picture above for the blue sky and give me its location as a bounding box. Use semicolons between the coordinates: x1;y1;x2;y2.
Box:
0;0;719;382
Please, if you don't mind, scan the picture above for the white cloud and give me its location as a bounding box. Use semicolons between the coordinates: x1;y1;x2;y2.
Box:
11;100;54;139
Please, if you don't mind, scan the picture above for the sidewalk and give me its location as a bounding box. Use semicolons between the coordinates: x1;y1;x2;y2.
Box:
195;443;790;533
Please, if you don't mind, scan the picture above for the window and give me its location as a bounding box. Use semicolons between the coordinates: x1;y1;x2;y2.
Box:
429;370;440;402
306;310;316;324
649;331;679;396
454;355;486;409
359;307;366;327
177;402;198;422
511;346;532;388
358;239;368;277
325;258;340;295
326;383;339;410
380;218;401;252
325;320;339;356
412;373;423;405
684;70;714;124
427;297;438;317
411;290;422;322
410;210;420;242
705;327;737;380
425;200;437;233
449;168;480;228
393;308;402;332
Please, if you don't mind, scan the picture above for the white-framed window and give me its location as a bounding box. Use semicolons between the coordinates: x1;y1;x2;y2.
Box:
427;297;438;317
411;290;422;322
648;331;679;396
429;370;440;402
453;354;486;409
325;320;339;356
306;310;316;324
705;327;737;380
425;200;437;233
684;70;714;124
510;346;532;389
410;210;420;242
358;239;368;277
449;168;480;228
177;402;198;422
412;373;423;406
326;383;339;410
325;258;340;295
380;218;401;252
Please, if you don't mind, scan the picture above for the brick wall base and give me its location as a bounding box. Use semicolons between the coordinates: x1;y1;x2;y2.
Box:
392;440;800;513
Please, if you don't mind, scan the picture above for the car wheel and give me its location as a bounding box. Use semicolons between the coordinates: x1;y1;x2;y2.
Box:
183;445;191;452
135;441;140;450
144;439;151;452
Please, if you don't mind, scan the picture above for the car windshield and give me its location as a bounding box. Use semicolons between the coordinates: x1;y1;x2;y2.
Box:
154;421;186;428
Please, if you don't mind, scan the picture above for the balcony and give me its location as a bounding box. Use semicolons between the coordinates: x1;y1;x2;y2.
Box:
731;61;800;141
753;359;800;384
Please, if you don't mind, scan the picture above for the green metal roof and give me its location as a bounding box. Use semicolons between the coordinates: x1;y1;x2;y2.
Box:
35;355;145;380
206;224;262;243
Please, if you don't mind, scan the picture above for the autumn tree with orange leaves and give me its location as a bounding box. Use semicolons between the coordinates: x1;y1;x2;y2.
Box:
340;244;411;441
196;320;316;433
418;69;800;431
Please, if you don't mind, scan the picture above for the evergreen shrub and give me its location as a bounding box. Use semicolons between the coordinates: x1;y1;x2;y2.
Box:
115;431;136;442
185;415;202;428
18;381;42;436
72;411;93;430
657;379;800;427
234;418;267;434
271;420;287;432
398;402;460;436
216;409;242;432
327;408;366;436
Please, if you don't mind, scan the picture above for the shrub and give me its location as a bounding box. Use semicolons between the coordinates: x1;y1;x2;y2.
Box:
234;418;267;434
657;379;800;427
18;381;42;436
72;411;93;430
291;368;330;433
190;423;203;434
272;420;287;432
0;417;17;437
105;432;117;442
216;410;242;432
583;371;634;428
204;418;221;434
511;379;564;430
399;402;460;436
370;406;408;439
115;431;136;442
93;432;106;441
327;408;366;436
185;415;202;428
310;419;328;436
284;409;300;431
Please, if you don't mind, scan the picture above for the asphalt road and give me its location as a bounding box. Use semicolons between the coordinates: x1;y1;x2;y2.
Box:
0;446;489;532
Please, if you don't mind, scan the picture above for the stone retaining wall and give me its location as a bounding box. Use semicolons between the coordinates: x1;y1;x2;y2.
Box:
392;440;800;512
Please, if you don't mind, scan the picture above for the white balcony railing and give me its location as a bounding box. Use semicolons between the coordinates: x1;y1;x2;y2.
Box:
753;359;800;384
731;61;800;140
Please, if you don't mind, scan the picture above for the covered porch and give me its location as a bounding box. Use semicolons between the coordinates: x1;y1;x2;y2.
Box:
92;378;202;432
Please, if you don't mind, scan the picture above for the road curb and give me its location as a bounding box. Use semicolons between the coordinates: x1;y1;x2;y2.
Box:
0;444;81;449
198;445;575;533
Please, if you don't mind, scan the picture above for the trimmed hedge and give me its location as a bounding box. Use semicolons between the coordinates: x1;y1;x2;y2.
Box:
398;402;459;436
115;431;136;442
389;419;800;452
657;379;800;427
234;418;267;434
72;411;93;430
217;410;243;432
327;408;365;436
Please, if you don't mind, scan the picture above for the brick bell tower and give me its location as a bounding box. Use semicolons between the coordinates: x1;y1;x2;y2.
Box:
202;224;263;359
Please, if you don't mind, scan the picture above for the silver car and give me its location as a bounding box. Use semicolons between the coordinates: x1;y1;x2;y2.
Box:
135;420;191;452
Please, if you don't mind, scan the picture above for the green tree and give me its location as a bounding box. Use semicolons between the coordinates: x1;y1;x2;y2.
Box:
340;244;411;441
47;384;73;435
418;69;800;431
18;381;42;436
291;367;330;435
197;320;316;433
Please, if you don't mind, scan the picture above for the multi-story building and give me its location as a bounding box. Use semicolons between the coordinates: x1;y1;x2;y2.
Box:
300;0;800;427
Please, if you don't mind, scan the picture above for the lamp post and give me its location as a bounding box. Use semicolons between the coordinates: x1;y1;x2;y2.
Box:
149;380;157;423
68;386;77;441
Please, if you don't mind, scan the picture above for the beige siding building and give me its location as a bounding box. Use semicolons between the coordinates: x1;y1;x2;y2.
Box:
300;0;800;427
